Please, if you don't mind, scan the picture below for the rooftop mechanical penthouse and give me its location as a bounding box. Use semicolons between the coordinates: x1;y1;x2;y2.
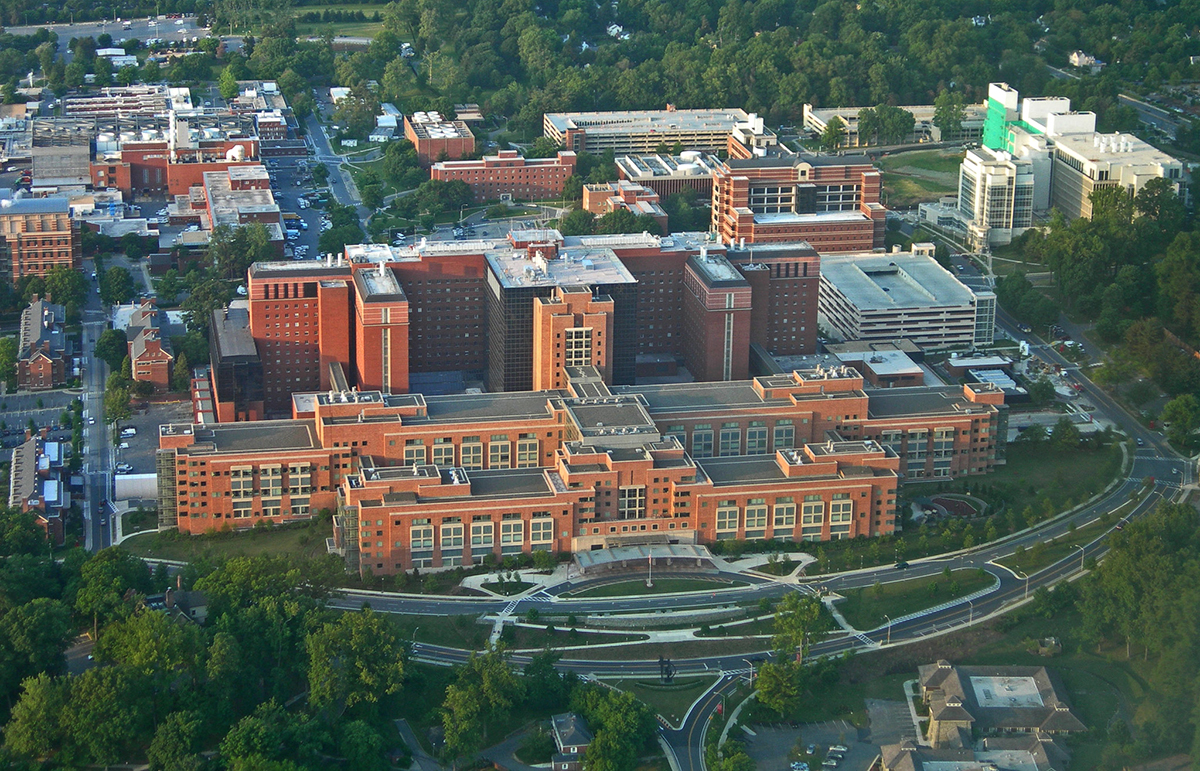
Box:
159;365;1006;575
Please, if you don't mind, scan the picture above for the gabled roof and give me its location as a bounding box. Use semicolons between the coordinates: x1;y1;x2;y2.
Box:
551;713;593;750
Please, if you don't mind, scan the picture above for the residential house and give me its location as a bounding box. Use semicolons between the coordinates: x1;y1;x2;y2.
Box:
17;297;72;390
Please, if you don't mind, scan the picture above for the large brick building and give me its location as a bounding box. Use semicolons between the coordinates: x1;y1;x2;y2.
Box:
215;231;823;418
157;364;1006;574
404;112;476;166
0;198;81;284
431;150;577;202
710;153;887;252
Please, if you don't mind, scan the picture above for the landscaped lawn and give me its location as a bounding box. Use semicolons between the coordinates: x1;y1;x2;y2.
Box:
606;676;719;725
878;149;965;206
878;150;966;175
835;569;997;632
569;577;747;598
995;502;1132;574
482;580;536;596
977;441;1123;515
504;624;648;650
120;520;330;562
389;613;491;649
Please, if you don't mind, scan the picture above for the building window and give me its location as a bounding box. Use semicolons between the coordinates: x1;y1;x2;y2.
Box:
744;501;768;536
470;521;494;547
715;504;739;538
515;436;539;468
441;522;464;548
719;423;741;456
618;486;646;520
830;493;853;539
411;525;434;550
461;440;484;470
230;467;254;499
801;495;824;540
773;420;794;450
531;518;554;545
564;327;592;368
431;439;455;467
746;422;768;455
403;439;427;467
691;425;714;457
773;500;796;527
501;520;524;545
488;436;511;469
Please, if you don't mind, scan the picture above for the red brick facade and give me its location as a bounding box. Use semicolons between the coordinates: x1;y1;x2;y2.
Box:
711;155;887;253
158;366;1006;574
431;150;577;202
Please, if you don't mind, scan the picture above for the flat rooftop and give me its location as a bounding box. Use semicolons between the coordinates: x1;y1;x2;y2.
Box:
354;265;406;302
970;676;1045;709
689;253;746;285
486;246;636;290
0;197;69;215
421;391;560;423
1052;131;1181;169
753;210;869;225
866;386;989;418
821;253;978;311
615;153;721;179
210;301;258;359
546;108;756;134
171;420;319;454
700;456;791;485
834;349;923;377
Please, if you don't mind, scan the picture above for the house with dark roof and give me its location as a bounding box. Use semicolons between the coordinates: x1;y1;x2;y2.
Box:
17;297;73;390
919;660;1086;749
9;434;69;545
881;734;1071;771
550;712;593;771
122;300;176;392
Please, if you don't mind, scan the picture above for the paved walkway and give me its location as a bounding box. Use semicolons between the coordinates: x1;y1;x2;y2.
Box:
479;729;545;771
395;719;444;771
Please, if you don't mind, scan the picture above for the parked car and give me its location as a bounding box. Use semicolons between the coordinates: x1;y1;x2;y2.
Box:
115;463;134;474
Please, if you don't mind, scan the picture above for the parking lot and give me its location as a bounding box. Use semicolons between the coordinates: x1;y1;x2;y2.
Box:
744;720;875;771
113;400;190;475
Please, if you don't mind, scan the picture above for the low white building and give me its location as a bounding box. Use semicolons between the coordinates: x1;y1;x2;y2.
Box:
819;249;995;350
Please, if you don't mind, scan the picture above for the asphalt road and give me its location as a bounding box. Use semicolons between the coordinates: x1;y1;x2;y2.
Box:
3;16;205;62
80;259;112;551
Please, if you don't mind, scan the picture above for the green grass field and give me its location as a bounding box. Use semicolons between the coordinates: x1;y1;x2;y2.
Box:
979;442;1123;515
120;520;330;562
293;4;388;36
569;577;746;598
878;150;966;175
836;569;996;631
996;501;1133;574
606;676;719;725
878;149;964;207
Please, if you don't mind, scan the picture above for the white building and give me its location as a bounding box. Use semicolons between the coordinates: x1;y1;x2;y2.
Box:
951;82;1185;249
819;249;995;350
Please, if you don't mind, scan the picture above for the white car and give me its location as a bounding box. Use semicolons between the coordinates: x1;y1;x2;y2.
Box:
175;18;185;25
157;208;167;216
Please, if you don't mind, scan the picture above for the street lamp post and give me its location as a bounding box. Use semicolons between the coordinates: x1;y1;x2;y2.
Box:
1017;569;1030;600
1074;544;1086;573
884;614;892;646
458;203;469;226
967;599;974;625
743;658;755;685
